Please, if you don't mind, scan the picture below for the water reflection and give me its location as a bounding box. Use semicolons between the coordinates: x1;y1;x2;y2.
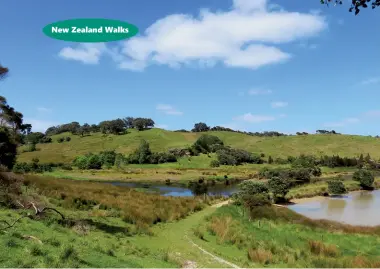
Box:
324;198;347;217
289;190;380;226
104;181;239;197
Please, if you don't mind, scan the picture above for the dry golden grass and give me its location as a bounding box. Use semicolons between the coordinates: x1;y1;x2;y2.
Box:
26;175;205;227
308;240;340;257
247;248;273;264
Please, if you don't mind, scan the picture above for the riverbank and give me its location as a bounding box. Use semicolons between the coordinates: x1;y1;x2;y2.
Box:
190;204;380;267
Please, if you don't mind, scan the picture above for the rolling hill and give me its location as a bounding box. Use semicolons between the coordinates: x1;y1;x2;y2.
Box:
17;128;380;164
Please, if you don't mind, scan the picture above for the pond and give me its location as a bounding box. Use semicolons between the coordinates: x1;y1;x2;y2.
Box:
104;181;240;197
289;190;380;226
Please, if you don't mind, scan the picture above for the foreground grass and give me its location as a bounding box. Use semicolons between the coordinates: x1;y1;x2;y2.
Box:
0;203;230;268
18;129;380;163
0;174;229;267
191;205;380;268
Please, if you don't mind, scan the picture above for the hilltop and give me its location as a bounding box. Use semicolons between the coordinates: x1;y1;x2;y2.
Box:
18;128;380;163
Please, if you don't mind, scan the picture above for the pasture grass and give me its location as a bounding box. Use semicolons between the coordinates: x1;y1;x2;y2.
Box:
18;129;380;163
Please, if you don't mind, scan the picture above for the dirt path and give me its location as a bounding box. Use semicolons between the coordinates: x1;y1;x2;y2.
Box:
183;199;240;268
185;233;240;268
132;199;240;268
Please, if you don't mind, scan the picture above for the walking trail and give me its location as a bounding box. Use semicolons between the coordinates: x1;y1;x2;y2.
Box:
132;199;240;268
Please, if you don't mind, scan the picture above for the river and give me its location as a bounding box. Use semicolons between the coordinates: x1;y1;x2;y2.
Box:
288;190;380;226
104;181;240;197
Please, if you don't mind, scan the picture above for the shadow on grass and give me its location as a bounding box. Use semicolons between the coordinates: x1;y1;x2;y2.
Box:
84;219;133;235
59;218;132;236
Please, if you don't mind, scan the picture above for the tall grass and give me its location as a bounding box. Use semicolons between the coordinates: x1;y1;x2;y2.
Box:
25;175;205;228
199;204;380;267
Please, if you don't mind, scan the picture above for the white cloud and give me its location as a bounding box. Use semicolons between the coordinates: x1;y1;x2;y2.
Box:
271;101;288;108
58;43;107;64
248;88;272;95
57;0;326;71
24;119;60;132
233;113;275;123
156;104;183;115
324;117;359;128
360;77;380;86
37;107;52;113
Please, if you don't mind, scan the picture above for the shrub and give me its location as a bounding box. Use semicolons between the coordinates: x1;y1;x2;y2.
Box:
99;150;117;167
268;176;291;202
73;154;102;170
353;169;374;189
210;160;220;167
192;134;224;154
268;155;273;164
233;181;271;209
327;180;347;195
61;164;73;170
65;136;71;142
39;136;52;143
23;143;37;153
57;137;65;143
216;147;262;166
0;172;23;207
86;154;102;169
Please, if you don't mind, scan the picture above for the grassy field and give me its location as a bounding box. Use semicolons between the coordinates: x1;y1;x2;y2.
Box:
191;205;380;267
18;128;380;163
0;174;229;267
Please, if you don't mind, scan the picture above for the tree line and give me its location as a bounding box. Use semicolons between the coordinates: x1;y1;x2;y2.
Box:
45;117;156;136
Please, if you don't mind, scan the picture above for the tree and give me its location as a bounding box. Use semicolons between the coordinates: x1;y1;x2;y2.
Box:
353;169;374;189
0;65;9;81
0;127;17;169
268;155;274;164
268;176;291;202
327;180;347;195
233;181;271;210
320;0;380;15
138;140;151;164
192;134;224;154
192;122;210;132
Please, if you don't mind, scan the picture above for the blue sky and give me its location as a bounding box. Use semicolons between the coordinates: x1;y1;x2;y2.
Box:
1;0;379;135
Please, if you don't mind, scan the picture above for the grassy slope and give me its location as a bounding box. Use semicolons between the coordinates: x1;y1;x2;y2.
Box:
18;128;380;163
191;205;380;267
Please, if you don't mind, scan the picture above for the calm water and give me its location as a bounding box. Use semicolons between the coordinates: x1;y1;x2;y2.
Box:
289;190;380;226
105;181;239;197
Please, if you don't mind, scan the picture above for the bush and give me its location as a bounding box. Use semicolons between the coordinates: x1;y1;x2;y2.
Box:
192;134;224;154
40;136;52;143
233;181;271;209
327;180;347;195
268;176;291;202
99;150;117;167
0;172;23;207
210;160;220;167
353;169;374;189
23;143;37;152
57;137;65;143
65;136;71;142
216;147;263;166
149;152;177;164
61;164;73;170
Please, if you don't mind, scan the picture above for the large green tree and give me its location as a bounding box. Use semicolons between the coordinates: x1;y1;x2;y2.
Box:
0;65;30;168
321;0;380;15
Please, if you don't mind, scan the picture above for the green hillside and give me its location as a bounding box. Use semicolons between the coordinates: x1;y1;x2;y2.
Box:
18;128;380;163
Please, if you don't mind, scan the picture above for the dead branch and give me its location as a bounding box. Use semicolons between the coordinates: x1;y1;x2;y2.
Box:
41;207;65;219
1;201;66;231
0;214;30;231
